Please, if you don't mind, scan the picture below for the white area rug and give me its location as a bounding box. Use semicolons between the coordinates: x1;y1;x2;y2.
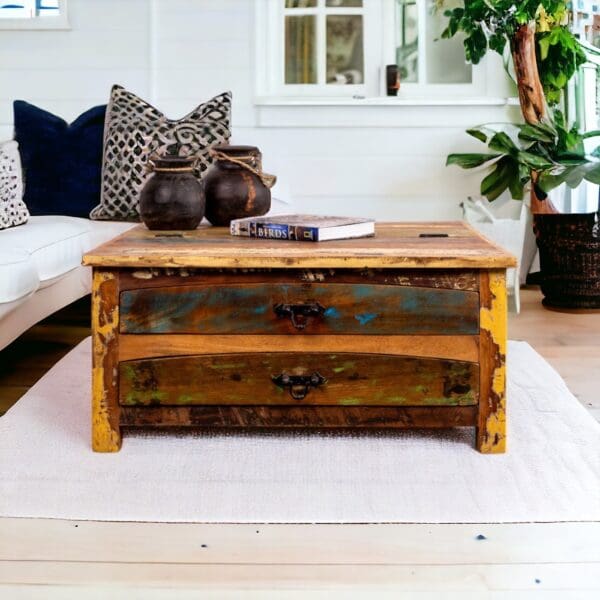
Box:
0;338;598;523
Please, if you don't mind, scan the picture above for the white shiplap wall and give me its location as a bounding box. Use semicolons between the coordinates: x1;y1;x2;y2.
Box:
0;0;519;220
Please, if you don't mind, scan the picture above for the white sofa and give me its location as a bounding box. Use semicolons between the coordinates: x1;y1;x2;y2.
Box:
0;199;293;350
0;216;134;350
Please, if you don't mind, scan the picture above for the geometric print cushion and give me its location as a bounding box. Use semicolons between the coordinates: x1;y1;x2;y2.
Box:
90;85;231;221
0;140;29;230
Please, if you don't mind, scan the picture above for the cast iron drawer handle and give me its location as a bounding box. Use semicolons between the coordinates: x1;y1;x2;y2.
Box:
272;372;327;400
273;302;326;330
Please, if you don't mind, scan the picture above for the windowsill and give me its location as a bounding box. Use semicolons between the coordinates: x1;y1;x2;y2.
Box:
255;96;520;107
0;16;70;30
253;96;521;128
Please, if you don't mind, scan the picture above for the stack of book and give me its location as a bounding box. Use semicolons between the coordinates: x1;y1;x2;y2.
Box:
230;214;375;242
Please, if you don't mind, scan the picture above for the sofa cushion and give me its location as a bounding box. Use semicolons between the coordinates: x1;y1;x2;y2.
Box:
88;219;136;249
90;85;231;221
0;248;38;304
0;140;29;230
0;215;91;287
13;101;106;218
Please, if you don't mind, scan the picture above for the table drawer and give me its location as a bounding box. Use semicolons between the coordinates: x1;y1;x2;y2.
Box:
119;283;479;335
119;353;479;407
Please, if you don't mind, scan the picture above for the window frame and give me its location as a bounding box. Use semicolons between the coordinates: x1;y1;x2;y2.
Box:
0;0;69;30
256;0;490;102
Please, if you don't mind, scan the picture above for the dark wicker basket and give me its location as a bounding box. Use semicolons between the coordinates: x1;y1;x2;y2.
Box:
534;211;600;309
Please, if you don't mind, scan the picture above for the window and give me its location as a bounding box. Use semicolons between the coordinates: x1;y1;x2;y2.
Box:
284;0;366;88
0;0;68;29
393;0;471;84
256;0;489;100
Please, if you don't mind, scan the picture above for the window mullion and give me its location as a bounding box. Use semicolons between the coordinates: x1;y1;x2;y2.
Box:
26;0;36;18
317;5;326;86
417;0;428;85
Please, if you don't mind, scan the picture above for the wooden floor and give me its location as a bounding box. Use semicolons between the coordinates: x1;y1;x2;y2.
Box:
508;288;600;423
0;287;599;597
0;296;90;416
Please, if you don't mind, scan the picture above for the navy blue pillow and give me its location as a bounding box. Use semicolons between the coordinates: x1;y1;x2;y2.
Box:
13;101;106;217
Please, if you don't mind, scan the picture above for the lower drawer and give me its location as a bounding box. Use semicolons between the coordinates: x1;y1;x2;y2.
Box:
119;353;479;407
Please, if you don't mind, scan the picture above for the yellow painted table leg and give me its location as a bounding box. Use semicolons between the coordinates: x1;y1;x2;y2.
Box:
477;269;507;453
91;269;121;452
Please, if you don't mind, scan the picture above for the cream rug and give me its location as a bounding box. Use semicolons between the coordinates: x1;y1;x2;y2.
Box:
0;338;598;523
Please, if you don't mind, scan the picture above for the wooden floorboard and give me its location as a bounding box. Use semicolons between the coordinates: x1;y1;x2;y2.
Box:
4;521;599;565
0;521;598;596
0;297;90;417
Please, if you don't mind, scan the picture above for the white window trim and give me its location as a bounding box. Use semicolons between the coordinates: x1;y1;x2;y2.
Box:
0;0;69;30
255;0;509;105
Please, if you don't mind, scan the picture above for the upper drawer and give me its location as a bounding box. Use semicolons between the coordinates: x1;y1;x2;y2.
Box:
119;283;479;335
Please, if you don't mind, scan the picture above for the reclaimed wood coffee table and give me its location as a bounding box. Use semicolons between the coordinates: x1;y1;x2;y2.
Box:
83;222;515;453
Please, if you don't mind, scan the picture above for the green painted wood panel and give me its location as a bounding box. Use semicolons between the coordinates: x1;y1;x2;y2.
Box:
119;353;479;407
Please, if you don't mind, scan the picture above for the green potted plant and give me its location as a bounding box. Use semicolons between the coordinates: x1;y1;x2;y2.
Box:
440;0;600;308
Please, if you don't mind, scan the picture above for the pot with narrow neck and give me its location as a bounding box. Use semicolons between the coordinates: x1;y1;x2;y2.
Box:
204;145;273;226
139;155;205;230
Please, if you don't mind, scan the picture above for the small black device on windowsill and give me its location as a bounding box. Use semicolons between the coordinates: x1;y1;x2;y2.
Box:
386;65;400;96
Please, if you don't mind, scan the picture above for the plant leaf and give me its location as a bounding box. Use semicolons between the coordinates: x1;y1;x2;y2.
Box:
537;171;566;193
446;153;500;168
508;164;526;199
464;26;488;64
480;156;518;201
582;129;600;140
540;165;585;189
489;31;506;54
555;151;588;165
488;131;519;155
582;161;600;185
516;151;554;170
538;35;551;60
466;125;498;144
539;159;600;190
517;123;556;144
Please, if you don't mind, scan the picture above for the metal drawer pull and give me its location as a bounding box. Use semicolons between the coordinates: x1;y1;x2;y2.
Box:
273;302;326;330
272;372;327;400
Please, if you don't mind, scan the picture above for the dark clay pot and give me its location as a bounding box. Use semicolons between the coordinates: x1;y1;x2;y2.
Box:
139;156;205;230
204;145;271;226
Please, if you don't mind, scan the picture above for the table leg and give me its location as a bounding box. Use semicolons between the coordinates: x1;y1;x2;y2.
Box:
91;269;121;452
477;270;507;453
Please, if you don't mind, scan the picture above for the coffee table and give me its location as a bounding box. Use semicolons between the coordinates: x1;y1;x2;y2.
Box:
83;222;515;453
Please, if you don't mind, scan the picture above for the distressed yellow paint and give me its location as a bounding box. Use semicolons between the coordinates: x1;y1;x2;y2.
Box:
479;270;507;454
91;270;121;452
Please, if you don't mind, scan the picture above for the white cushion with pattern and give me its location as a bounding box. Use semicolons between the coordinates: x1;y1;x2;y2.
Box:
0;140;29;230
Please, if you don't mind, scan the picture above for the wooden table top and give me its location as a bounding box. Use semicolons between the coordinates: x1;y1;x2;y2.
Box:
82;222;516;269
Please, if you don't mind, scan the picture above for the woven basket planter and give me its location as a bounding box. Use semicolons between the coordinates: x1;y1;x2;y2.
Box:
534;212;600;309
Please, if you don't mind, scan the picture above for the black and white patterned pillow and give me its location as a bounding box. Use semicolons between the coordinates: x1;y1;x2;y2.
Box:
90;85;231;221
0;140;29;230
